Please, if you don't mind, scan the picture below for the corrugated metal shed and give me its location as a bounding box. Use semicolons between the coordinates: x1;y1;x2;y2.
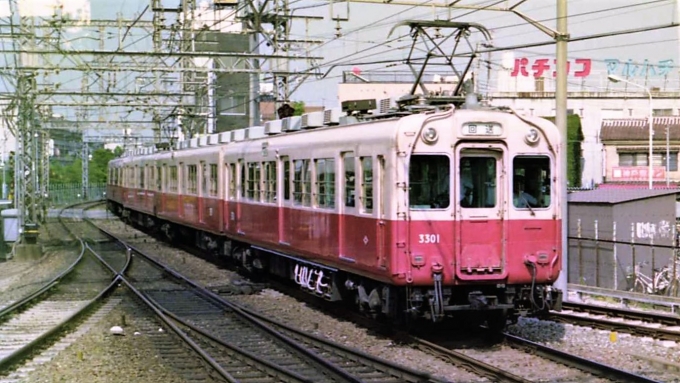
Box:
568;188;678;204
600;117;680;141
568;188;678;290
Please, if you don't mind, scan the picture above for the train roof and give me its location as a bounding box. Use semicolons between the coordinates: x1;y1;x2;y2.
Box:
114;94;558;161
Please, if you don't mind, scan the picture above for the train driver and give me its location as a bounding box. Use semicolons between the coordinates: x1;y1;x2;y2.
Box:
460;162;474;207
513;174;538;208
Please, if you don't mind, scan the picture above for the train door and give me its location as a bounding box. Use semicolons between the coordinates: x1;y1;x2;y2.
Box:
376;155;386;268
339;152;355;259
225;162;236;232
236;159;244;235
278;156;290;245
455;145;507;281
198;161;206;224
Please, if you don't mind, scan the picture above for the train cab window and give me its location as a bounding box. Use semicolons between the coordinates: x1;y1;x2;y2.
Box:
409;155;450;209
344;154;355;208
209;164;218;197
247;162;261;200
293;159;311;206
513;156;551;209
264;161;277;203
316;158;335;209
459;157;496;209
187;164;198;195
360;157;373;213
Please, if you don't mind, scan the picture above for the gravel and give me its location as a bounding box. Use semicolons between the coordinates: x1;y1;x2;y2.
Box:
22;295;192;383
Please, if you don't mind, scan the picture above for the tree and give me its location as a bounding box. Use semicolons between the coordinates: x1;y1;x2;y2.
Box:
89;148;116;183
545;115;584;187
292;101;305;116
49;147;117;184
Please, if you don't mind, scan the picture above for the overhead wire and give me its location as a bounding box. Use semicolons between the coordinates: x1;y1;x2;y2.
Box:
297;0;674;75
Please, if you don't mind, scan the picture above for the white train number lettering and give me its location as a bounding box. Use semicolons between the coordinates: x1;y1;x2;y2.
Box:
418;234;440;244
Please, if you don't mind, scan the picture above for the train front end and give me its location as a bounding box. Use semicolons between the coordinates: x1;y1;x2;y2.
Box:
399;106;562;325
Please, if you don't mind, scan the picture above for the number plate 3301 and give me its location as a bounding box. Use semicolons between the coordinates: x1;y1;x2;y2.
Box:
418;234;440;244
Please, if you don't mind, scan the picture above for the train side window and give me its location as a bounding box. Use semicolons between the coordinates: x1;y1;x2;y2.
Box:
209;164;218;197
187;164;198;195
282;157;290;201
409;155;450;209
316;158;335;209
361;156;373;213
264;161;277;203
148;166;154;191
137;166;144;189
239;160;245;199
156;166;161;191
169;165;178;193
293;159;311;206
513;156;551;209
343;153;355;208
247;162;261;201
228;163;236;200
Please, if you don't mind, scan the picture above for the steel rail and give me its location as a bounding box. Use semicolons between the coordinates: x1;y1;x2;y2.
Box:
502;333;662;383
0;277;119;371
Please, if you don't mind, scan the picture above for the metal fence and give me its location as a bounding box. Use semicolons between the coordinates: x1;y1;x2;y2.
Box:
569;219;680;296
47;183;107;206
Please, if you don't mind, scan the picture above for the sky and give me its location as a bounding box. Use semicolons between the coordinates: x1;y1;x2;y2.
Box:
287;0;680;105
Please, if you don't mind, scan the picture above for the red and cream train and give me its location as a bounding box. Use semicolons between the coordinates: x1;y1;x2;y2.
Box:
107;99;563;327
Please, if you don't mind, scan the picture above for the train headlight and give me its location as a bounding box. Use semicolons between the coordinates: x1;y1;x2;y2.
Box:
524;128;540;145
422;127;439;144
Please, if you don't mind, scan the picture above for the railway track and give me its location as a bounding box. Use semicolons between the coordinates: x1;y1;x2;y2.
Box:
0;202;119;382
106;229;447;383
551;301;680;341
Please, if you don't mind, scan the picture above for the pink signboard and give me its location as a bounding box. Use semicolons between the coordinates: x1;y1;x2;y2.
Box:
611;166;665;181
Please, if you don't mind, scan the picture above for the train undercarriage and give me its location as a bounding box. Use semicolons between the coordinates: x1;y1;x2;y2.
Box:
110;203;561;329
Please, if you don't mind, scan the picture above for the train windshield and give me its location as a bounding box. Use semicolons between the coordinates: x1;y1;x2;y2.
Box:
409;155;450;209
459;157;496;208
513;156;551;209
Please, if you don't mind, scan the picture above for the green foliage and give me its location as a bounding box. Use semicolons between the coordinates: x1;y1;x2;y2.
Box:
291;101;305;116
545;115;584;187
50;158;82;183
113;146;124;157
89;148;116;183
49;147;117;184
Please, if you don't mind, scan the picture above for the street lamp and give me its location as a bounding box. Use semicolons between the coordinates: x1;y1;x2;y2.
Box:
608;74;654;189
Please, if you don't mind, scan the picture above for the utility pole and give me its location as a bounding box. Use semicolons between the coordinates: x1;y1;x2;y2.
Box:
555;0;569;296
82;141;89;200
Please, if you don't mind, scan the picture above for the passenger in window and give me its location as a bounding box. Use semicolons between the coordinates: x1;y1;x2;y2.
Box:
514;175;538;208
460;163;474;207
